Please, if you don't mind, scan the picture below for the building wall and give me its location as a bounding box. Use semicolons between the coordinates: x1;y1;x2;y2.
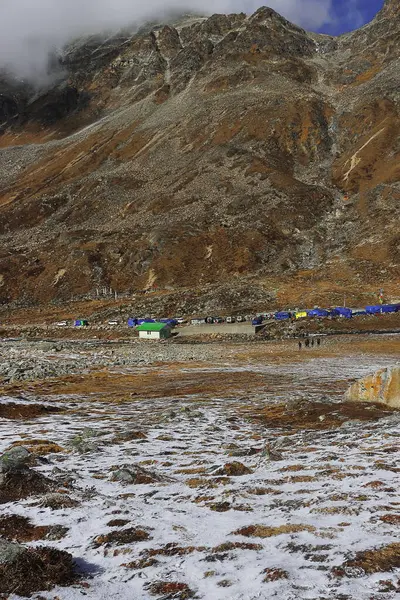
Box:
139;330;161;340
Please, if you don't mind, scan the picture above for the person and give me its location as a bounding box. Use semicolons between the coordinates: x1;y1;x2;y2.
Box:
298;341;302;350
317;338;321;346
311;338;314;347
305;338;310;348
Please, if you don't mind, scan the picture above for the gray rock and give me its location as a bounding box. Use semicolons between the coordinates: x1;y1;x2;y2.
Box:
0;539;25;565
0;446;31;473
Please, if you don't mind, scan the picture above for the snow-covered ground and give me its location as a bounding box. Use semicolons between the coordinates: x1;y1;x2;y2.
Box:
1;353;399;599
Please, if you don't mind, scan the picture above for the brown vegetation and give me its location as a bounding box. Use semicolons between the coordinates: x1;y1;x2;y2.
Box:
7;439;65;455
0;515;66;543
0;403;62;420
233;524;316;538
146;581;195;598
244;399;395;433
93;527;151;547
333;543;400;576
262;567;289;582
0;546;75;597
0;469;55;504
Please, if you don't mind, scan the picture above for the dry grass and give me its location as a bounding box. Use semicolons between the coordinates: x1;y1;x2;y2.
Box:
93;527;151;547
233;524;316;538
212;542;263;552
262;567;289;582
106;519;130;527
122;557;160;569
146;581;195;598
216;462;253;476
7;439;65;455
186;477;231;489
142;543;205;558
0;545;75;596
0;403;62;420
333;543;400;576
0;469;55;504
0;515;66;543
2;369;268;403
243;399;395;433
379;514;400;525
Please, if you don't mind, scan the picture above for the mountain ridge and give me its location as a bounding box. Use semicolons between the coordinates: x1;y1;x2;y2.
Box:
0;1;398;309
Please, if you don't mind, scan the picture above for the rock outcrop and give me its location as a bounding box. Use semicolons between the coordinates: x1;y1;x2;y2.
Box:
0;1;399;307
344;366;400;408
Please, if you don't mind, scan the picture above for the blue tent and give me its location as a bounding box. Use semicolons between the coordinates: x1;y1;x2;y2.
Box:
136;319;155;325
332;307;352;319
308;309;330;318
127;318;138;327
159;319;177;327
275;312;291;321
381;304;399;313
365;305;399;314
366;305;383;314
252;316;263;325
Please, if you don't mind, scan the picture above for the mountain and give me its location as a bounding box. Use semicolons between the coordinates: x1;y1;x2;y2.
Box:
0;1;399;310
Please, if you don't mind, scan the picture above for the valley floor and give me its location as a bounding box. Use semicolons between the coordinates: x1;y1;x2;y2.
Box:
0;336;399;599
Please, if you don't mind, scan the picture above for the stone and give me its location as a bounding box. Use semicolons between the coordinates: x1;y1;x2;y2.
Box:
0;539;25;565
110;464;165;485
344;366;400;409
0;446;31;473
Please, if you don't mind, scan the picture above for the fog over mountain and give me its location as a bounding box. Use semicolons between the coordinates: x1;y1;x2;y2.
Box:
0;0;335;81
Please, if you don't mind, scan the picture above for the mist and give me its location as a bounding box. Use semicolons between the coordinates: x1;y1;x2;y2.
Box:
0;0;335;83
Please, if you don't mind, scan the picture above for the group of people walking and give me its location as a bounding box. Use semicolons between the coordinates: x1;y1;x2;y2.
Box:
298;337;321;350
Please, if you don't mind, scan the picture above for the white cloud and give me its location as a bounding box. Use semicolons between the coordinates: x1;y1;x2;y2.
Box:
0;1;346;82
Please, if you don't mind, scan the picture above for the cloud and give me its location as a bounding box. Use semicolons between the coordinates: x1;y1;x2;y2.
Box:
0;1;350;83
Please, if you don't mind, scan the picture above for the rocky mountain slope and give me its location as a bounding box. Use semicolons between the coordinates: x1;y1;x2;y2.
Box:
0;1;399;308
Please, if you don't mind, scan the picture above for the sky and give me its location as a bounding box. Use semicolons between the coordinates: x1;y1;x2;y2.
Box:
0;0;386;82
316;0;385;35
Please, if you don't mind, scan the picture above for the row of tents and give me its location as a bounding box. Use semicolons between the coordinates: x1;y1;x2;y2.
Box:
274;304;400;321
127;317;178;328
73;304;399;328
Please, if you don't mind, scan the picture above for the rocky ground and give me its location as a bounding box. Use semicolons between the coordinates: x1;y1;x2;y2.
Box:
0;335;399;599
0;339;226;384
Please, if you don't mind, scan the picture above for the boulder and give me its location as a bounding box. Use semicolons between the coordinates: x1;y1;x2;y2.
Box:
0;539;25;565
0;446;31;473
344;366;400;409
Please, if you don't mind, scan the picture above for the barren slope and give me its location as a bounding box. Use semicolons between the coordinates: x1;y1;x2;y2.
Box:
0;1;398;308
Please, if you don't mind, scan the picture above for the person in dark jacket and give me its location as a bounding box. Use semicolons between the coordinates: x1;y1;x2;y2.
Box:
317;338;321;346
298;341;302;350
305;338;310;348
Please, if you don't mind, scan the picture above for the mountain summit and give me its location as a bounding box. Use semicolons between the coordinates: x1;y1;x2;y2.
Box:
0;4;398;307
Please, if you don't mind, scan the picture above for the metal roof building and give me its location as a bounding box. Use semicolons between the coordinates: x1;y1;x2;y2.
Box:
135;322;172;340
